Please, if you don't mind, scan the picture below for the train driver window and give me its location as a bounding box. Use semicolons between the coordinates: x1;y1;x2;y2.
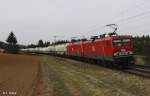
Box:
113;39;122;46
122;39;131;45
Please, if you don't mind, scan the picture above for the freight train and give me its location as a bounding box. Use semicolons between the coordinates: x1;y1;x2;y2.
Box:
21;33;135;69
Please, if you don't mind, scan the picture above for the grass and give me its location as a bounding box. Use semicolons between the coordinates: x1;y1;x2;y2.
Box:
41;57;72;96
40;56;150;96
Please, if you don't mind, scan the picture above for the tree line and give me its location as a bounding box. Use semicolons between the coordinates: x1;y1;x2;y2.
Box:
132;35;150;56
27;40;70;48
27;40;50;48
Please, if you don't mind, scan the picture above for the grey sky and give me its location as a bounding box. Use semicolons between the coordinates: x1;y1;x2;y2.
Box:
0;0;150;45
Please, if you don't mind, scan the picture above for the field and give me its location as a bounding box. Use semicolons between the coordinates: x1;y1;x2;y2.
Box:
0;53;40;96
0;53;150;96
40;56;150;96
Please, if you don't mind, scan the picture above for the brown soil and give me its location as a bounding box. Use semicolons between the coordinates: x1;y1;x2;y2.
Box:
0;53;40;96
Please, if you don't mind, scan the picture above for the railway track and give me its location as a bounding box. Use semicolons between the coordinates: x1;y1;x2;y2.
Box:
125;64;150;78
60;56;150;79
21;52;150;79
54;55;150;79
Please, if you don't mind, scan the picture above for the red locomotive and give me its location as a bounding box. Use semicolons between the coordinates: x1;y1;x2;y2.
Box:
67;34;134;68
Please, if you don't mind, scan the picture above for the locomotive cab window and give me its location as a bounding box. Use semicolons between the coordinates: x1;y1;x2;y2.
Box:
113;39;131;46
122;39;131;45
113;40;122;46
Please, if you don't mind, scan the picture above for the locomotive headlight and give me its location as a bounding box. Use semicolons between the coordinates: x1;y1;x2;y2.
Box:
129;51;133;55
114;52;118;56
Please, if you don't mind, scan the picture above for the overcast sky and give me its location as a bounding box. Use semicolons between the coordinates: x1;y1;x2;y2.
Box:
0;0;150;45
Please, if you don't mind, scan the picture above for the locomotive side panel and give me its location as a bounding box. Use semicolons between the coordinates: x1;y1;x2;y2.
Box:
81;40;113;61
82;42;90;57
67;43;82;56
103;40;113;58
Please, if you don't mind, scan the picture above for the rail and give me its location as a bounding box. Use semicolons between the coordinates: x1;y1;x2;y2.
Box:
125;64;150;78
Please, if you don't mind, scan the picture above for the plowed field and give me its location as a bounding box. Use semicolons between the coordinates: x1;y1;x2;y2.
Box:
0;53;40;96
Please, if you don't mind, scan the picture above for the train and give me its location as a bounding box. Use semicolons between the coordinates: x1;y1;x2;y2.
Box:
21;34;135;69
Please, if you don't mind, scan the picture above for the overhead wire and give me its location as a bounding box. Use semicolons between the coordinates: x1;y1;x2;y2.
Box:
115;9;150;23
107;0;150;35
112;0;150;21
83;0;150;35
74;0;150;39
113;0;150;28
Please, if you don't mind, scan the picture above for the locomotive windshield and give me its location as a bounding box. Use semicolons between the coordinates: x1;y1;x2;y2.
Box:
113;39;131;46
113;40;122;46
122;39;131;45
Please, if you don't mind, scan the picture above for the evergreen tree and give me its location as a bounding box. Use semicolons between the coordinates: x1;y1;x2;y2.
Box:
5;32;19;53
6;32;17;45
38;40;44;47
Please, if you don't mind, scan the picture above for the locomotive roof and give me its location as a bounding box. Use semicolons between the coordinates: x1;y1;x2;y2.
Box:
70;35;133;45
112;35;133;39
